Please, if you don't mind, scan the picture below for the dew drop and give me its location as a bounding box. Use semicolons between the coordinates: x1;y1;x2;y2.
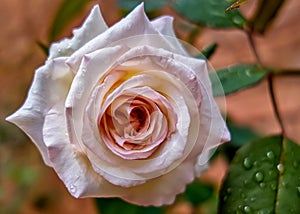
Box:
270;183;277;191
254;171;264;183
259;182;266;188
243;157;253;170
69;184;77;194
227;188;232;194
297;186;300;197
250;197;256;202
266;151;275;160
58;48;62;53
277;164;284;173
243;205;251;213
223;195;228;202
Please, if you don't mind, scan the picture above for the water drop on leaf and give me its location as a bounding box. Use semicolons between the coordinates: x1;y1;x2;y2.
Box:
243;205;251;213
277;164;284;173
254;171;264;183
266;151;275;160
243;157;253;169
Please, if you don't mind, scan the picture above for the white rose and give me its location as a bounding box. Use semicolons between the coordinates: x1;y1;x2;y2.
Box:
6;4;230;206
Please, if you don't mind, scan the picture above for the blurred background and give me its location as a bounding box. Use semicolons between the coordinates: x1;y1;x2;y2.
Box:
1;0;300;213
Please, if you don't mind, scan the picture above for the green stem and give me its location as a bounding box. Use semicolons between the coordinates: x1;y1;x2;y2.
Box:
267;74;286;136
245;29;286;136
245;30;262;66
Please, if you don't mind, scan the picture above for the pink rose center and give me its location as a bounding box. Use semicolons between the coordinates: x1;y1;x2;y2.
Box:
98;87;177;160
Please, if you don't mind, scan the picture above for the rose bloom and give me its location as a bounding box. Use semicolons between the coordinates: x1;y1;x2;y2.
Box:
7;4;230;206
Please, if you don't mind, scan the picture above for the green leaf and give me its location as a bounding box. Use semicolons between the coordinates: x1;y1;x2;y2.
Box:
182;180;214;206
173;0;246;29
118;0;167;12
195;43;218;60
218;135;300;213
250;0;286;34
211;64;266;96
219;123;260;161
36;41;49;56
227;123;259;148
49;0;90;42
95;198;164;214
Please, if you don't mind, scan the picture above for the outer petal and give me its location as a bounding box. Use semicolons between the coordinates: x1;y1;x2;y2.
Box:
151;16;188;56
66;4;185;71
120;161;195;206
6;58;73;165
49;5;108;59
171;54;231;174
43;100;122;197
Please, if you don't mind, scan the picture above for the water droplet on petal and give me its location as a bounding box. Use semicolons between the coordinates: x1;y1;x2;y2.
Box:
243;205;251;213
266;151;275;160
243;157;253;169
254;171;264;183
69;184;77;194
277;164;284;173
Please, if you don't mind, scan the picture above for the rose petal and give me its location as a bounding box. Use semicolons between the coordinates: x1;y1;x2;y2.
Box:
49;5;108;60
66;4;186;72
65;45;127;151
43;100;124;197
151;16;188;56
120;161;195;206
6;58;72;166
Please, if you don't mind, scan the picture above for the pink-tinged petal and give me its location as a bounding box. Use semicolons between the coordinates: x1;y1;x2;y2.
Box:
121;161;195;206
65;45;127;151
43;101;124;197
49;5;108;59
151;16;188;56
173;54;231;149
82;72;198;180
44;101;196;205
6;58;72;166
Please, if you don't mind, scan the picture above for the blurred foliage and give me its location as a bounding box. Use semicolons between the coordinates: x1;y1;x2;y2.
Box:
173;0;246;29
211;64;267;96
250;0;286;34
49;0;91;42
219;136;300;213
96;198;165;214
